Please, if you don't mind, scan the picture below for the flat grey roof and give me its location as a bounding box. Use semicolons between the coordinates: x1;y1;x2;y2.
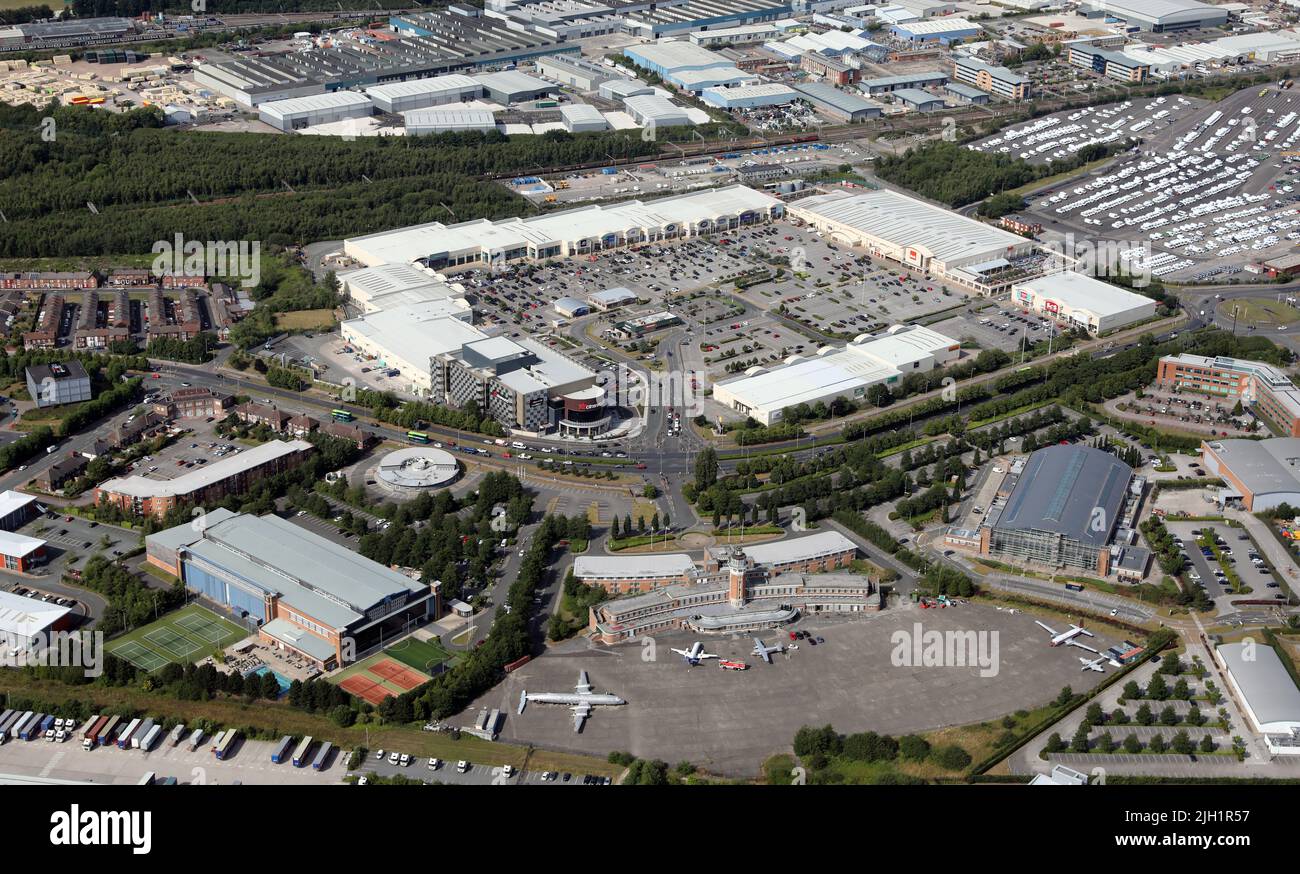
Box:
194;513;424;627
793;81;882;114
99;440;313;499
1205;438;1300;497
716;530;857;565
995;445;1132;546
573;554;696;579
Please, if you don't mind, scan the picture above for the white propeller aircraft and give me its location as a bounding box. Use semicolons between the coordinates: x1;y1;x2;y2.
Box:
671;642;719;665
1079;656;1105;673
1035;620;1095;647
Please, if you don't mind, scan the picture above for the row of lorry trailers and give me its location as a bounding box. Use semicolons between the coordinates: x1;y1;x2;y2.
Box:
0;707;237;759
0;709;335;770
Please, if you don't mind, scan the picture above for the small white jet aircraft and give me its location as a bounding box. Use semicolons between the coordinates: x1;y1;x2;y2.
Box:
1035;620;1095;647
671;642;719;665
751;637;784;664
518;670;625;733
1079;656;1105;673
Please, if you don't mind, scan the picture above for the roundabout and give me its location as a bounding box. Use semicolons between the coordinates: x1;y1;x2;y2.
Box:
374;446;460;492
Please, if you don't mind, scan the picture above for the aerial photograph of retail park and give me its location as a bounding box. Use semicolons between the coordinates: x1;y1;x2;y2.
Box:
2;0;1300;842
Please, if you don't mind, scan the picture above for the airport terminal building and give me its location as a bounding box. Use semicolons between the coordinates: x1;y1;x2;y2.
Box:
584;532;871;643
146;511;436;671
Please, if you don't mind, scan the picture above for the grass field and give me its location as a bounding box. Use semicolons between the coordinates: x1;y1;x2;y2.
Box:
1218;297;1300;326
107;604;250;672
273;309;337;331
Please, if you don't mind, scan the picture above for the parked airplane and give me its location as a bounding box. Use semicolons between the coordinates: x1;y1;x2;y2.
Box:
1079;656;1105;673
752;637;784;664
1034;620;1095;647
517;670;626;733
671;642;718;665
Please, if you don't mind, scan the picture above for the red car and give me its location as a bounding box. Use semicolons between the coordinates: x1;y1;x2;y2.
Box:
635;463;647;470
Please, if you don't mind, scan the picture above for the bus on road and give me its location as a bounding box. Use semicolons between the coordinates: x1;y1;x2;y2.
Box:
407;431;430;444
331;409;354;422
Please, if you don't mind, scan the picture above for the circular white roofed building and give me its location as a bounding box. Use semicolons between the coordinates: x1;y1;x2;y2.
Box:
376;446;460;491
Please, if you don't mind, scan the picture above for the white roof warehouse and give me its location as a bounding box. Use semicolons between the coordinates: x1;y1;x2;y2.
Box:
343;185;784;271
786;189;1033;286
712;324;960;425
1010;270;1158;335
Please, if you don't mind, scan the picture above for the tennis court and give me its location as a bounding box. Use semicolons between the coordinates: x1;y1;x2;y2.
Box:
175;611;243;646
370;658;429;691
109;640;170;673
107;604;251;672
144;626;202;659
339;674;393;706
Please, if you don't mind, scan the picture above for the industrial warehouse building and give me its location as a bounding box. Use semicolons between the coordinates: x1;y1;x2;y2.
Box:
891;88;946;112
622;0;794;39
1158;355;1300;438
25;361;92;409
199;9;577;108
476;70;558;104
258;91;373;132
559;103;609;132
1010;271;1158;335
623;40;733;77
363;74;485;113
344;185;784;271
256;91;371;132
623;94;693;128
787;188;1033;289
0;588;73;653
891;16;981;43
599;79;654;102
146;512;435;670
793;81;883;122
534;54;618;91
1215;642;1300;756
667;65;758;93
702;82;799;109
1199;438;1300;512
1078;0;1228;31
96;440;315;518
403;108;497;135
712;324;960;425
860;70;948;94
982;445;1137;575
